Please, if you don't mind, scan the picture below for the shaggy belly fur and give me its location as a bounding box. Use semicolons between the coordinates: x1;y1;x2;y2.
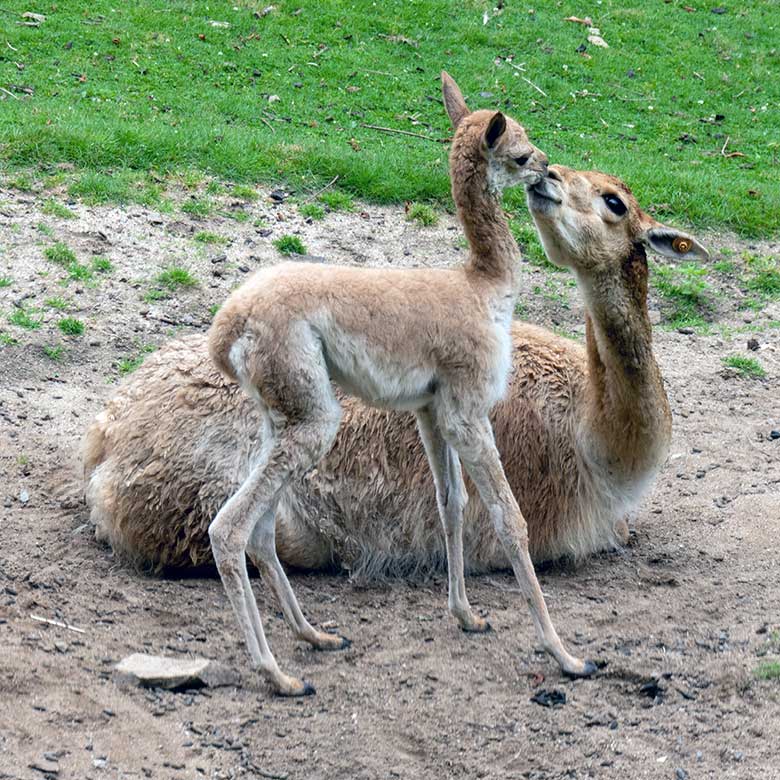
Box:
83;330;653;576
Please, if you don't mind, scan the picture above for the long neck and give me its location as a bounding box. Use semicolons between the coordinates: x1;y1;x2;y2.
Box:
580;244;671;472
452;151;519;284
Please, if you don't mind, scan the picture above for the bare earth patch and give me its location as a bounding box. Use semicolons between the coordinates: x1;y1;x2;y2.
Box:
1;187;779;779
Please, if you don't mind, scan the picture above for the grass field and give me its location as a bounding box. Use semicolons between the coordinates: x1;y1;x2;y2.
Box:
0;1;778;235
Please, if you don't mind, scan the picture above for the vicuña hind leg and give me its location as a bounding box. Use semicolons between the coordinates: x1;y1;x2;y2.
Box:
246;510;350;651
416;408;489;633
209;338;342;696
439;410;596;678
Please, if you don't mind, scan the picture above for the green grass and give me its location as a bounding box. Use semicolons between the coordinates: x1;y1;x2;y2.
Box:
299;203;325;221
0;277;12;288
652;261;713;328
319;191;355;212
0;332;18;346
155;266;198;290
182;197;212;217
92;256;113;273
722;355;766;378
41;199;75;220
44;242;77;266
744;254;780;298
194;230;227;244
231;184;259;201
511;219;557;270
45;297;69;310
116;344;157;375
43;344;65;361
754;661;780;680
58;317;85;336
274;235;307;256
0;2;778;235
8;307;42;330
405;202;438;227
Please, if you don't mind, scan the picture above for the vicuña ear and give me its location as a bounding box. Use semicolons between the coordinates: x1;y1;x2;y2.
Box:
441;71;470;128
641;226;709;261
484;112;506;149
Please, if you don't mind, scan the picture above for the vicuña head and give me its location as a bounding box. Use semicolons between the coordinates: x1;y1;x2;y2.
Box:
442;70;549;194
527;165;709;273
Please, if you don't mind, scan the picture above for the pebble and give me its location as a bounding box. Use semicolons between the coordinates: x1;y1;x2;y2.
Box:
676;769;688;779
677;327;695;335
769;430;780;440
19;490;29;504
747;337;759;351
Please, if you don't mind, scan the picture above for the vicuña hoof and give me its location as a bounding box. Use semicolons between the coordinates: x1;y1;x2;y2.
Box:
461;616;492;634
562;659;598;679
274;677;317;697
312;632;352;652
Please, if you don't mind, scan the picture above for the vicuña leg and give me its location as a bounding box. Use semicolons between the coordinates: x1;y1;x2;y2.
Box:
416;408;489;633
246;511;350;651
209;338;343;696
439;411;596;678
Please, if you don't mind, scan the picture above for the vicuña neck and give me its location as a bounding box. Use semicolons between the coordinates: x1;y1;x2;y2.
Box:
579;243;670;471
452;151;519;283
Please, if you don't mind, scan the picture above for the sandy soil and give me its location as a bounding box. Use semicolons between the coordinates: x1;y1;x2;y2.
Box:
1;185;779;780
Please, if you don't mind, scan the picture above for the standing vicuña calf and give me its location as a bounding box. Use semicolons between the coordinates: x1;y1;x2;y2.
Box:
201;72;592;695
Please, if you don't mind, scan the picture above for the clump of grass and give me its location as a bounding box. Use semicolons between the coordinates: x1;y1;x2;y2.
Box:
6;173;35;192
405;202;438;227
232;184;259;201
8;306;42;330
43;344;64;361
143;288;170;303
116;344;157;375
205;180;226;196
156;266;198;290
299;203;325;220
92;256;113;273
319;191;354;212
652;262;712;328
208;303;220;318
722;355;766;378
194;230;227;244
511;220;557;270
45;297;68;310
41;199;75;219
44;242;77;265
712;259;736;275
37;222;54;237
0;277;12;288
744;254;780;298
754;661;780;680
0;332;18;346
58;317;84;336
69;172;131;204
182;197;212;217
274;235;306;255
224;209;250;223
66;262;93;282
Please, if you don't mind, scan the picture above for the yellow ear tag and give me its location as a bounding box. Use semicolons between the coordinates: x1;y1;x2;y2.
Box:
672;237;692;254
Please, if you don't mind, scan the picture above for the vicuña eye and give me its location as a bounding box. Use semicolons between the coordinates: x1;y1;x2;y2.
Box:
514;156;529;166
603;194;627;216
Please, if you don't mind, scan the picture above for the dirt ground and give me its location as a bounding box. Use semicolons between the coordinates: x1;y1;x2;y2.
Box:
1;184;779;780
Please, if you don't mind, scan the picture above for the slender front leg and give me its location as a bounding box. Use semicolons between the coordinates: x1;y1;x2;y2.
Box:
443;414;596;678
416;408;490;633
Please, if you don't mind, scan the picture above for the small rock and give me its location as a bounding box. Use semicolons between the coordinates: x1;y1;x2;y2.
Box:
676;769;688;780
696;751;703;763
19;490;29;504
530;689;566;708
769;430;780;440
747;337;759;351
269;189;286;203
677;327;695;335
28;761;58;776
114;653;239;691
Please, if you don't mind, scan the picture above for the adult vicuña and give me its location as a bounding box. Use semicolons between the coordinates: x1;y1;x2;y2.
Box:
202;72;592;695
87;163;706;579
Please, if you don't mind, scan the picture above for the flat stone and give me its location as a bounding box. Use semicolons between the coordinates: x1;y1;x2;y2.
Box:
113;653;239;691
